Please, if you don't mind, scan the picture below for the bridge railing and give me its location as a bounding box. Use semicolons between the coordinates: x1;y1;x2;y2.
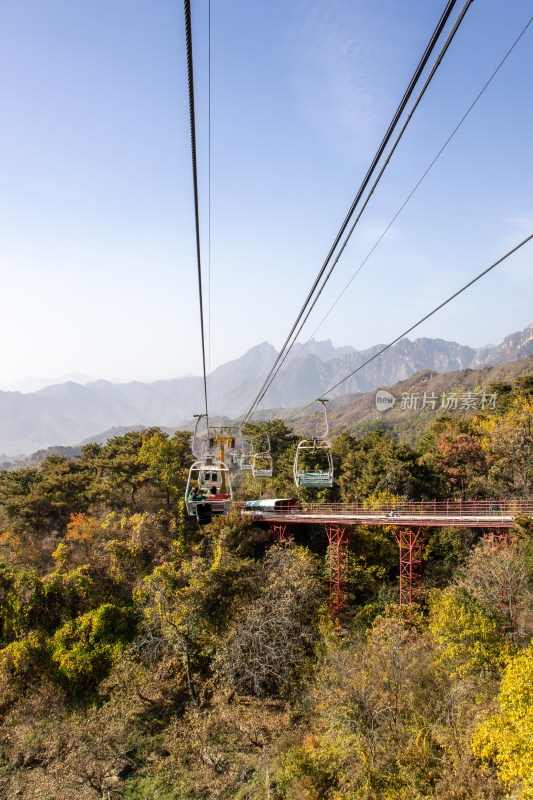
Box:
298;499;533;517
237;499;533;518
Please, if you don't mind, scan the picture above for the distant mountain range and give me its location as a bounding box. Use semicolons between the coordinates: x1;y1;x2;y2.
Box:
0;373;96;394
1;323;532;456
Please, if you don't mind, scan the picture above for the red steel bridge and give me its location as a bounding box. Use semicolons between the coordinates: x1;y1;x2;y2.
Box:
236;499;531;618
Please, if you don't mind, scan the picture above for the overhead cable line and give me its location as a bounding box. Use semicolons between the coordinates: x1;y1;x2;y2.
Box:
317;233;533;402
249;232;533;439
242;0;475;424
208;0;212;406
241;0;470;426
285;12;533;373
184;0;209;422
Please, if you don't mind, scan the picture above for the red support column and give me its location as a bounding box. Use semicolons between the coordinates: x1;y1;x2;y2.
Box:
326;526;350;618
271;524;288;543
394;527;423;608
484;528;511;548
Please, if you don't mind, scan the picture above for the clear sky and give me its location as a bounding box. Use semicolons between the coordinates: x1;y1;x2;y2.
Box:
1;0;532;391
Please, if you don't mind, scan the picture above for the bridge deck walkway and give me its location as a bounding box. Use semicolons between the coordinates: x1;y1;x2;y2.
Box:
237;499;532;529
245;512;514;528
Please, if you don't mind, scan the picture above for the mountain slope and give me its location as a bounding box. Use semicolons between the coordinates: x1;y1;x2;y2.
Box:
1;324;533;455
293;356;533;443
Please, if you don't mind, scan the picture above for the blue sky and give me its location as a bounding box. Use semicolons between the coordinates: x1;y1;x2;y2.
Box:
0;0;532;391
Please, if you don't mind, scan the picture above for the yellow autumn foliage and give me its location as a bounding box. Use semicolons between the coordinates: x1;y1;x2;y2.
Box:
428;588;513;679
473;642;533;798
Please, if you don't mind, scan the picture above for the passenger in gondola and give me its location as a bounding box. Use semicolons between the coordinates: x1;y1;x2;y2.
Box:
189;486;202;502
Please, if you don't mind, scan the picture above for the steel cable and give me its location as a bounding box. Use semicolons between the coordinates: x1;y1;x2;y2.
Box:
280;13;533;380
318;233;533;402
248;232;533;440
241;0;467;426
244;0;477;422
184;0;209;422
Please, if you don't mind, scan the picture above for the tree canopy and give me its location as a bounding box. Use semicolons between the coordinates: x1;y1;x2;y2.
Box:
0;372;533;797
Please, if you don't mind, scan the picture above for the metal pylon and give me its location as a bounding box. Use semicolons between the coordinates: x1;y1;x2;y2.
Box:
484;528;511;548
326;526;350;618
271;524;288;543
394;527;423;608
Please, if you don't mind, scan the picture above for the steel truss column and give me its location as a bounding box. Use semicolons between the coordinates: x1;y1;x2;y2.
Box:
326;526;350;618
484;528;511;548
394;527;422;608
271;524;288;543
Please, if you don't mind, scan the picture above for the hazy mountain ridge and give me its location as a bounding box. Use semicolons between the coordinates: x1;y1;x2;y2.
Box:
0;373;97;393
472;324;533;366
3;356;532;470
1;325;532;455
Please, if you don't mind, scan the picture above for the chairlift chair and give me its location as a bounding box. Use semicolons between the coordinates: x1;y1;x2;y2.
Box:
185;457;233;516
252;452;273;478
185;415;233;516
293;399;334;488
251;435;273;478
239;440;254;471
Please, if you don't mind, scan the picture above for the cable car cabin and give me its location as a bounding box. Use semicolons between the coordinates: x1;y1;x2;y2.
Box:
293;439;334;488
244;498;299;514
252;452;273;478
185;458;233;516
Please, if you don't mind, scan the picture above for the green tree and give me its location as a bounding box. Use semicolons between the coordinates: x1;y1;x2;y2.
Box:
0;456;92;534
135;555;218;703
513;376;533;400
139;430;192;506
50;603;136;697
332;429;436;500
94;429;161;510
477;398;533;496
418;417;487;499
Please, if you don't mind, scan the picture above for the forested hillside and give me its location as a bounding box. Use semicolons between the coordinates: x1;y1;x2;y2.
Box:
1;377;533;798
295;355;533;445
